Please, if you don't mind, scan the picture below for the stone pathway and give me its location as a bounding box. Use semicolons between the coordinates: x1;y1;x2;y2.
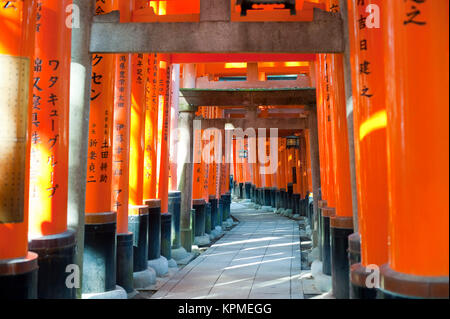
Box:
151;203;303;299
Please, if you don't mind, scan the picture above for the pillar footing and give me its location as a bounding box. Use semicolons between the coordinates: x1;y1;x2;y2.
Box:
83;212;117;295
133;268;156;289
145;199;161;261
29;229;76;299
350;263;378;299
379;264;449;299
116;232;134;294
128;207;149;272
82;285;127;299
0;252;38;299
148;256;168;277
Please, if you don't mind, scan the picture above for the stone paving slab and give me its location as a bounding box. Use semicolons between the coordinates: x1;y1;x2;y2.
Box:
151;204;303;299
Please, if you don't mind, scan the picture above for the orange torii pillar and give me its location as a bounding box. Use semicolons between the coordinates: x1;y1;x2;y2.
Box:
304;130;313;199
26;0;75;299
129;49;154;278
379;0;448;299
218;114;230;226
192;109;209;246
167;63;183;257
143;53;158;203
206;117;220;237
112;0;134;296
297;132;308;216
328;50;354;299
278;137;288;209
318;52;337;277
286;135;301;214
231;136;238;196
201;111;212;238
141;52;164;272
346;0;388;299
155;54;174;265
260;135;274;209
166;62;181;252
304;129;314;224
315;53;327;264
0;0;37;299
243;137;252;200
253;140;263;206
168;64;180;193
270;136;278;208
235;136;245;199
83;0;123;298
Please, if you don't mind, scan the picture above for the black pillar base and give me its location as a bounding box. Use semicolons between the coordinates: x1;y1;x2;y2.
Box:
220;195;230;222
161;213;172;260
251;185;256;202
168;191;182;249
377;263;449;299
307;201;314;225
193;199;206;237
255;188;261;205
321;206;334;275
29;229;76;299
279;189;286;209
270;188;276;207
330;216;353;299
116;232;134;294
239;183;244;199
209;196;218;230
292;194;300;215
299;197;308;217
190;209;196;244
83;212;117;294
145;199;161;261
263;187;271;206
0;252;38;299
275;190;281;209
287;184;294;210
128;207;149;272
205;202;212;235
244;182;252;199
218;198;224;226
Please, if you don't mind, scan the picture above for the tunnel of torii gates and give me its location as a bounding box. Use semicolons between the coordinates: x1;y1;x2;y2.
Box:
0;0;448;300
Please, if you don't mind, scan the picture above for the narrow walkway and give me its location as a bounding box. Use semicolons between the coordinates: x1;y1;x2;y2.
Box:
151;203;303;299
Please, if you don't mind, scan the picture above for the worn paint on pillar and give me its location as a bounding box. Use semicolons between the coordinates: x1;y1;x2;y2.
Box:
383;0;449;277
347;0;388;267
85;0;115;214
143;53;158;200
0;0;35;259
157;54;172;213
27;0;71;238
